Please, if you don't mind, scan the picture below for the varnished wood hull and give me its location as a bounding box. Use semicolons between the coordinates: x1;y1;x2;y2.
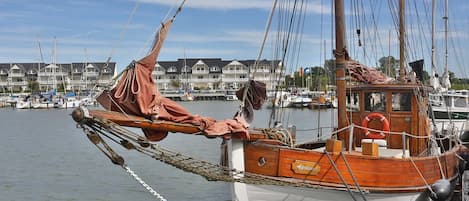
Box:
234;139;464;196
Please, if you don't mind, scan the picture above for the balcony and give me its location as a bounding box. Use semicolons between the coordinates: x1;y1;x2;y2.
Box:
97;80;111;84
152;71;166;75
191;70;210;75
222;70;249;74
222;78;249;82
83;72;99;77
38;72;68;77
10;81;27;86
8;73;25;78
154;79;170;83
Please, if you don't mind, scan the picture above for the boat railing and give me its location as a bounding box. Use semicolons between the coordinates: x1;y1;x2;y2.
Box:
296;126;336;140
319;124;459;157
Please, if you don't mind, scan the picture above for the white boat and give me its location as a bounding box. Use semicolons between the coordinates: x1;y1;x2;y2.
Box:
290;95;312;108
57;96;83;109
225;90;239;101
79;97;96;106
15;99;32;109
430;90;469;120
225;94;238;101
32;101;56;109
269;91;293;108
180;92;194;101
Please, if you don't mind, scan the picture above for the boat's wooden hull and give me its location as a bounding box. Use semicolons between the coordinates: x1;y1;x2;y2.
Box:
242;141;462;193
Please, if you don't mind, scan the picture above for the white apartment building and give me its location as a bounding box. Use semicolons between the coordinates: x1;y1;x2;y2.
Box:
154;58;285;91
0;58;284;93
0;62;116;93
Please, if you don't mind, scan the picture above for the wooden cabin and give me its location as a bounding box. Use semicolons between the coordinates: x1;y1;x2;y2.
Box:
342;84;432;157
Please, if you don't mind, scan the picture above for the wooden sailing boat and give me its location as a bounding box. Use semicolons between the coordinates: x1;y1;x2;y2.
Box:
71;0;469;200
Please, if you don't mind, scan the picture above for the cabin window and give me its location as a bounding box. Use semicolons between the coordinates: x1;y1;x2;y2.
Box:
364;92;386;112
454;97;467;107
346;93;360;111
392;93;411;111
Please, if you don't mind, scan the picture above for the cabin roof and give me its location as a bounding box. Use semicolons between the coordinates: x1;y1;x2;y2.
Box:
347;84;432;93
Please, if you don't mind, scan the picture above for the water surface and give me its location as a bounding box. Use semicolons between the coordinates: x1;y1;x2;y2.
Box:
0;101;335;201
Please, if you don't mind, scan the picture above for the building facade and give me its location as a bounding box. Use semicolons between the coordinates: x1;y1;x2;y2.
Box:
0;58;284;94
0;62;116;93
154;58;284;92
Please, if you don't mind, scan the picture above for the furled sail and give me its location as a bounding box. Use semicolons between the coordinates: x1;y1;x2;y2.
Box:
96;17;249;141
347;60;395;84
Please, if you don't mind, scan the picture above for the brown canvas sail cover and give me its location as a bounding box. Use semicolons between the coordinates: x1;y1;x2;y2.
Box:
97;18;249;141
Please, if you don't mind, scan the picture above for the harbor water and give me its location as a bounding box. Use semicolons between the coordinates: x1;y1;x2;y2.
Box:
0;101;336;201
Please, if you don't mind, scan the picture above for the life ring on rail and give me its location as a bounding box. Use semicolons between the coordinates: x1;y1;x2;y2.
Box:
361;112;389;139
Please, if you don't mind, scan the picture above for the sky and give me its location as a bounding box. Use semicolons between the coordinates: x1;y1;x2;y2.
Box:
0;0;468;78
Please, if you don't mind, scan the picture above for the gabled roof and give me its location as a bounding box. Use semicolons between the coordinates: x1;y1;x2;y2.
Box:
0;62;116;74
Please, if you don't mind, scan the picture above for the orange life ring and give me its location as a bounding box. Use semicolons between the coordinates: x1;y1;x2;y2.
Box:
361;112;389;139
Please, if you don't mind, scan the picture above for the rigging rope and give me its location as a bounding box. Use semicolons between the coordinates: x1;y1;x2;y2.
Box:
105;1;140;67
75;114;327;189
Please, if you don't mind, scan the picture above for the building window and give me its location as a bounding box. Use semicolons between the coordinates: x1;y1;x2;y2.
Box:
212;75;218;79
198;76;203;79
170;75;177;79
168;67;177;73
239;75;246;79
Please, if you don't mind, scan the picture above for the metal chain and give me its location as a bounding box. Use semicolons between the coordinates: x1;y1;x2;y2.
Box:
123;164;167;201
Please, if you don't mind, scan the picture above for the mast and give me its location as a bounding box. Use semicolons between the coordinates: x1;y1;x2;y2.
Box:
398;0;405;83
334;0;347;142
430;0;439;90
442;0;451;89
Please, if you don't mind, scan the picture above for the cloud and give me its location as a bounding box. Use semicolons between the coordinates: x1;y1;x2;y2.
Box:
136;0;330;14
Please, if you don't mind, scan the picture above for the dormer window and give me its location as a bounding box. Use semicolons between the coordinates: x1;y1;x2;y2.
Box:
210;66;219;71
168;66;177;73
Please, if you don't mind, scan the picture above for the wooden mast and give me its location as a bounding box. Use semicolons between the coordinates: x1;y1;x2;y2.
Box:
334;0;348;147
399;0;406;82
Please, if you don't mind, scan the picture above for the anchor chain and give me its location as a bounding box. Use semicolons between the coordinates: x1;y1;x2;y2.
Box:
123;164;167;201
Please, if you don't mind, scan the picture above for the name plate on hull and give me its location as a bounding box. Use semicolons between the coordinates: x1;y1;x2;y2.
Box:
291;160;320;175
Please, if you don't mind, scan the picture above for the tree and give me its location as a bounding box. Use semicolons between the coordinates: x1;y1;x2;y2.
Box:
378;56;399;78
28;80;39;92
170;79;181;88
324;59;336;85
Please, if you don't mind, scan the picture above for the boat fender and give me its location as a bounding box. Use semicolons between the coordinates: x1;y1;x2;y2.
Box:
361;112;389;139
415;179;454;201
